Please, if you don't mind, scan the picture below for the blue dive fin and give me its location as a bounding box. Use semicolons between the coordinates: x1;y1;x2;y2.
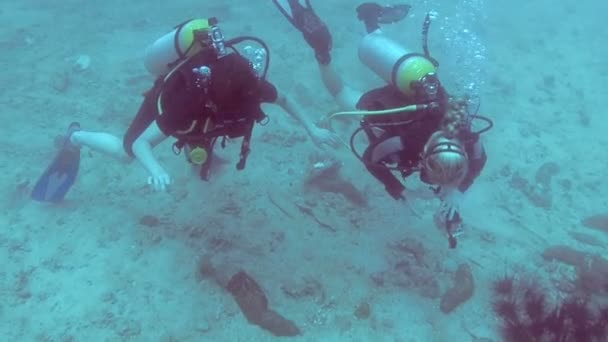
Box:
31;123;81;203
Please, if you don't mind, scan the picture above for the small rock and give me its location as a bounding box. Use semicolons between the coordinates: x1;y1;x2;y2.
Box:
582;214;608;233
281;277;324;301
440;263;475;314
51;71;70;92
196;320;211;333
542;245;587;267
568;231;605;248
354;301;371;320
334;315;352;333
417;276;441;299
139;215;160;227
370;272;385;287
117;319;141;338
534;161;560;188
73;54;91;72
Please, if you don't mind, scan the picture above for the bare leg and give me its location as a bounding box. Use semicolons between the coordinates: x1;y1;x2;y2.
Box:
70;131;132;163
318;62;363;111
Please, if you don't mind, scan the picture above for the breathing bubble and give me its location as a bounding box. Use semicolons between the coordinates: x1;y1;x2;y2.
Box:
243;45;267;77
430;0;487;98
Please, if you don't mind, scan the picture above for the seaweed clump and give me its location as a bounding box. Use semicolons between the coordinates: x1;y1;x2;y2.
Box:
491;274;608;342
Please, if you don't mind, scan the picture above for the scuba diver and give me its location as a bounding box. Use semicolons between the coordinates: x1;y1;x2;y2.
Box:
273;1;493;248
31;16;339;201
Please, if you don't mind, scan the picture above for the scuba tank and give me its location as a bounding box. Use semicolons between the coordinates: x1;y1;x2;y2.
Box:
357;13;438;97
144;18;213;76
358;30;438;97
144;17;271;78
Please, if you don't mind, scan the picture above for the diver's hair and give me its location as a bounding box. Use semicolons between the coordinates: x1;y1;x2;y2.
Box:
441;96;470;139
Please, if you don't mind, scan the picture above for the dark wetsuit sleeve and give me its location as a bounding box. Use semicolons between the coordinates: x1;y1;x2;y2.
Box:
459;137;487;192
368;163;406;200
123;85;160;157
361;145;406;200
259;80;278;103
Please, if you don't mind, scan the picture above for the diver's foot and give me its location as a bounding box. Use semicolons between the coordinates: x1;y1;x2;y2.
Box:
55;122;81;149
274;0;332;64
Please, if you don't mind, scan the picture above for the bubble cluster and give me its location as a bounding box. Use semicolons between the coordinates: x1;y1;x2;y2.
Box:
242;45;267;78
442;96;472;138
422;0;487;101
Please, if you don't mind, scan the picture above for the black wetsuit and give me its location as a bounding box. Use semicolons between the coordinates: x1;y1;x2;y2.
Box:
357;85;486;200
123;52;277;156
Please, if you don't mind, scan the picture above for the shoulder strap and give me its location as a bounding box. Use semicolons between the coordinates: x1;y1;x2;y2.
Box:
236;121;255;170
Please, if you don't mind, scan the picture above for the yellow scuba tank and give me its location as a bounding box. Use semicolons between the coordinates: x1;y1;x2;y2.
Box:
358;30;437;96
144;18;212;76
324;28;441;135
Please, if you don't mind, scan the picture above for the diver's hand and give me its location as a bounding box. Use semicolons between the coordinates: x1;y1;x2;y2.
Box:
434;188;464;236
310;126;340;149
435;202;462;228
434;204;464;240
147;170;171;192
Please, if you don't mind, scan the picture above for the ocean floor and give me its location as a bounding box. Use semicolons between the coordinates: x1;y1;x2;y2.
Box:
1;0;607;341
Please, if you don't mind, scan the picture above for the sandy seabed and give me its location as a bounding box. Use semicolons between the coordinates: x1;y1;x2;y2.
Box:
1;0;607;341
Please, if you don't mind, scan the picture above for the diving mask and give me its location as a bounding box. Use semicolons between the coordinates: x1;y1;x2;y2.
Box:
420;131;468;186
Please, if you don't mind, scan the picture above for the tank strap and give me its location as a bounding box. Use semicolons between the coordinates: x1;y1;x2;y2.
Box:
236;121;255;171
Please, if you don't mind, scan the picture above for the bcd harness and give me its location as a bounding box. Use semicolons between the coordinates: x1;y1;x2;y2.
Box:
156;51;267;180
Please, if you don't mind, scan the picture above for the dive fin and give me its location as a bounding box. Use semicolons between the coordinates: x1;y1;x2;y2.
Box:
31;122;81;203
272;0;311;27
378;4;411;24
357;2;411;33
